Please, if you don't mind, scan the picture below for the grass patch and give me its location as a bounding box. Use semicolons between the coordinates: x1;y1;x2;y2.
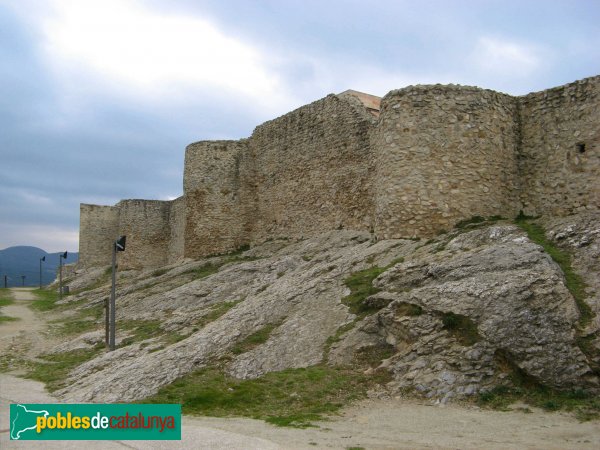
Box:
55;317;99;335
515;219;592;327
25;347;103;392
186;263;220;279
455;215;506;230
480;349;600;421
0;315;19;323
341;257;407;319
49;300;104;336
455;216;486;229
231;323;279;355
72;268;112;294
325;322;357;349
341;267;386;318
30;289;60;311
0;295;14;307
120;319;164;346
184;249;260;280
0;292;17;322
197;300;243;329
354;343;396;370
152;268;169;277
576;335;600;374
214;244;250;257
478;385;600;421
142;365;382;427
441;312;480;346
394;302;422;317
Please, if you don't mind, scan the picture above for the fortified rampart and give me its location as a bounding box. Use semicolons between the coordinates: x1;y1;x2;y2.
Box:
519;78;600;217
373;85;521;238
78;76;600;269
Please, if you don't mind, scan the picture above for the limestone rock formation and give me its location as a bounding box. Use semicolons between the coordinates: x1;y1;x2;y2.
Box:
55;216;599;403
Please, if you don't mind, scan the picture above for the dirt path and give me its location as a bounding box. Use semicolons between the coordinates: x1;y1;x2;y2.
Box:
1;288;599;449
0;288;52;365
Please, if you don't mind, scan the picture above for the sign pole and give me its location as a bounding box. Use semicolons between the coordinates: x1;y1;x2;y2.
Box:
109;236;126;351
105;298;110;348
109;242;117;351
59;255;63;299
39;256;45;289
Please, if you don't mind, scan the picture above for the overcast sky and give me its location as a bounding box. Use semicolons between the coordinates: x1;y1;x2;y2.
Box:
1;0;598;252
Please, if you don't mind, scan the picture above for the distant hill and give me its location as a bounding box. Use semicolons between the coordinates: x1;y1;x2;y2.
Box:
0;246;78;287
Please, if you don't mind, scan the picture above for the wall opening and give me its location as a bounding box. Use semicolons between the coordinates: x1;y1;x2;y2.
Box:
576;143;586;153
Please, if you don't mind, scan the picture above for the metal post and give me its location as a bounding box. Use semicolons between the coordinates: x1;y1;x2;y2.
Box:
3;275;6;288
39;256;45;289
59;255;63;299
105;298;110;348
21;275;25;287
109;242;117;351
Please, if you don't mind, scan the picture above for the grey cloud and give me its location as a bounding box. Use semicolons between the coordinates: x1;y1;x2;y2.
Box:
1;0;599;251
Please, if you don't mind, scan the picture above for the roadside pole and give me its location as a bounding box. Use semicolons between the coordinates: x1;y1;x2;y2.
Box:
39;256;45;289
109;242;117;350
59;251;67;299
109;236;126;351
105;298;109;347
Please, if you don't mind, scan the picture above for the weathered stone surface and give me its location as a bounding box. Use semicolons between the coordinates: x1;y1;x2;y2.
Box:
542;212;600;327
78;75;600;269
520;78;600;217
78;204;118;268
541;212;600;372
57;221;598;403
373;85;520;239
340;224;596;401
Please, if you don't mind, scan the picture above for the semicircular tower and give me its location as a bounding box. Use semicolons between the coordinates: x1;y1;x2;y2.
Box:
373;84;521;239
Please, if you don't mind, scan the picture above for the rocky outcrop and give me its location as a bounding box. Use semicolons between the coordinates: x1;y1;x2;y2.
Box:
331;223;598;402
56;217;599;403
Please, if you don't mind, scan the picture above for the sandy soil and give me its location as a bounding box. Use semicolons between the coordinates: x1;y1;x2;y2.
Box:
0;288;53;364
1;288;599;449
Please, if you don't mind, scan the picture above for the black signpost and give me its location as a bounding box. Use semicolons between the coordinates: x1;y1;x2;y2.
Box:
39;256;45;289
109;236;126;351
59;251;67;299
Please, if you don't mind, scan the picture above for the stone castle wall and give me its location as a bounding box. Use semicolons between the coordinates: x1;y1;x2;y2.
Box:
167;196;185;264
79;204;119;268
79;199;183;269
183;140;250;258
79;76;600;269
116;200;172;269
373;85;521;238
519;76;600;217
249;94;375;243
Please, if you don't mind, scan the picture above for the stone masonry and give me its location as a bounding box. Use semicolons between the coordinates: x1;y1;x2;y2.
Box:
79;76;600;269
